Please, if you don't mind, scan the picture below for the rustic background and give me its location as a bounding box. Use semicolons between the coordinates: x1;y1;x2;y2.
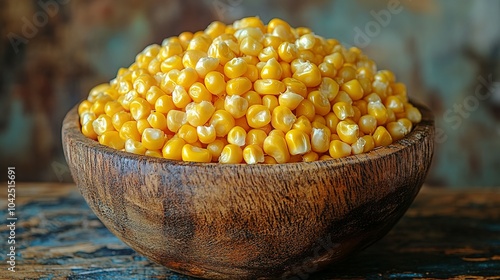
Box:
1;0;499;187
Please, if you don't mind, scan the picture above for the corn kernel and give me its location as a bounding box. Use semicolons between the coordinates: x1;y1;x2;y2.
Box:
337;119;359;144
99;131;125;150
130;98;152;120
155;95;175;114
142;128;166;150
263;133;290;163
278;41;298;63
351;137;366;155
302;151;319;162
405;106;422;123
254;79;286;95
242;144;265;164
282;77;308;98
372;126;393;147
358;114;377;135
172;85;192;109
295;99;316;121
285;129;311;155
166;110;187;133
219;144;243;163
386;121;408;141
292;59;322;87
271;105;296;133
245;129;267;147
332;101;355;120
367;101;389;125
226;77;252;96
136;119;151;135
92;115;114;136
329;140;351;159
341;79;364;101
224;57;248;79
182;144;212;163
125;139;146;155
397;118;413;133
308;90;330;116
205;71;227;96
227;126;247;146
195;57;219;78
246;105;271;128
177;124;198;144
82;121;98;140
311;123;331;153
210;110;235;137
242;90;262;106
182;49;207;69
185;101;216;127
278;90;304;110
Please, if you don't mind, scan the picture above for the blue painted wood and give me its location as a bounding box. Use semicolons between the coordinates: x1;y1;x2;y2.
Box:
1;184;499;279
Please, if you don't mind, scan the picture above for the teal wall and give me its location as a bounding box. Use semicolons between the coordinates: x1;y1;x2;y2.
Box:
1;0;499;186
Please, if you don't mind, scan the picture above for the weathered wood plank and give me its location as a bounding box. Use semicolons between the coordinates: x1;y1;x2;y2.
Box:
1;183;499;279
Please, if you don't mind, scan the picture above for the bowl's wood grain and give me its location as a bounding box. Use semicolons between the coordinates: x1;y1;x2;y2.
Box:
62;102;434;279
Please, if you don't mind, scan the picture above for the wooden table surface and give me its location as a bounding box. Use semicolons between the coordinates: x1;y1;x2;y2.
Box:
1;183;499;279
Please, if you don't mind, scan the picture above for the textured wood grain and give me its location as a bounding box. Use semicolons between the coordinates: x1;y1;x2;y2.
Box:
61;103;434;279
1;184;499;279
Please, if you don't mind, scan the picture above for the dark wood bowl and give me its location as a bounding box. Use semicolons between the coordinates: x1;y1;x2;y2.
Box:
62;102;434;279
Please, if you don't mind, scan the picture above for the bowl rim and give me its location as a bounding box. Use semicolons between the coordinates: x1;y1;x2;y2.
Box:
62;100;434;170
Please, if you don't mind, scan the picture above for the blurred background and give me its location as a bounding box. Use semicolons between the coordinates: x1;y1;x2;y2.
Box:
0;0;499;187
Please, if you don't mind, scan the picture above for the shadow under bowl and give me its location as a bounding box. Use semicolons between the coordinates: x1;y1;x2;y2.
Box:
62;102;434;279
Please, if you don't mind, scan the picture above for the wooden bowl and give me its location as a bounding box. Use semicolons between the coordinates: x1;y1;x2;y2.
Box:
62;102;434;279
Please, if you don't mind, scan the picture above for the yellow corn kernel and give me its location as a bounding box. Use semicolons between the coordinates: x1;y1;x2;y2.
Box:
239;36;264;56
364;92;382;104
144;149;162;158
226;77;252;96
302;151;319;162
332;101;355;120
182;49;207;69
268;129;285;138
285;129;311;155
329;140;351;159
172;85;192;109
227;126;247;146
384;96;404;113
188;82;211;103
386;121;408;141
81;121;98;140
177;124;198;144
245;129;267;147
205;71;227;96
260;58;282;79
262;35;282;49
159;41;183;60
282;77;308;98
187;35;210;53
195;57;219;78
206;139;226;160
397;118;413;133
246;105;271;128
311;123;331;153
162;137;186;160
224;57;248;79
129;98;151;121
319;154;333;160
147;111;167;131
296;33;315;50
318;77;339;102
145;86;166;106
280;62;292;79
353;100;368;115
119;121;141;141
243;144;265;164
337;65;356;83
243;64;259;82
262;95;279;112
177;68;198;90
272;105;296;132
99;131;125;150
182;144;212;163
90;98;110;116
333;90;353;105
258;46;278;62
142;128;166;150
254;79;286;95
136;119;151;135
196;125;216;144
218;144;243;163
92;115;114;136
361;135;375;153
341;79;364;101
160;54;183;72
185;101;216;127
166;110;187;133
367;101;389;125
80;112;96;127
325;112;339;134
318;62;336;79
155;95;175;115
405;106;422;123
205;21;226;39
242;90;262;106
307;90;330;116
221;95;247;119
278;90;304;110
387;108;396;123
292;115;312;135
104;101;123;117
292;59;322;87
78;100;93;115
296;99;316;121
358;114;377;135
263;155;277;164
351;137;367;155
278;41;298;63
208;41;235;65
337;119;359;144
372;126;393;147
159;70;180;94
210;110;235;137
263;133;290;163
148;57;161;74
88;83;112;102
313;116;326;126
125;139;146;155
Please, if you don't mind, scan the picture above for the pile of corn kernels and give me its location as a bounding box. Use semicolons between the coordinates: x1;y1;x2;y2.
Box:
78;17;422;164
